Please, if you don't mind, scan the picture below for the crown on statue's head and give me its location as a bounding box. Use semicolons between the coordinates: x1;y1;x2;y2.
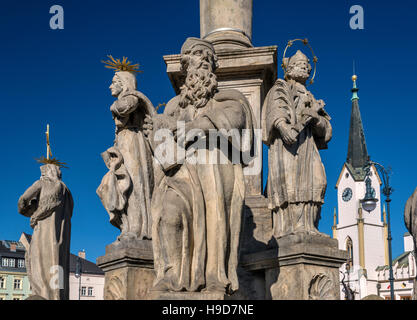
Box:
288;50;310;65
101;55;142;73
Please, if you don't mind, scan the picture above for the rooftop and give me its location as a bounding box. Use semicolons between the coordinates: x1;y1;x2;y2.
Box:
376;251;413;271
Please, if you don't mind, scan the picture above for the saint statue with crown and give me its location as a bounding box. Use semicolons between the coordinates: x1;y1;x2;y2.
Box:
262;42;332;239
97;56;155;242
17;126;73;300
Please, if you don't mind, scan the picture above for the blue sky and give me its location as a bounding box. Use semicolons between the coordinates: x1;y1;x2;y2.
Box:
1;0;416;263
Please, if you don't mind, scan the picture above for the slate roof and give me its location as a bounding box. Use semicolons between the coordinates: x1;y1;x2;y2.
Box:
375;251;413;271
346;82;369;180
69;254;104;276
0;240;27;273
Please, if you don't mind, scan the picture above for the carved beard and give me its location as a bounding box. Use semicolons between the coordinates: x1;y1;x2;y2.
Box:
178;58;218;109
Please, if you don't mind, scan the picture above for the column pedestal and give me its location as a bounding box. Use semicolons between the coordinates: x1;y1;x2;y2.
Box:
97;239;155;300
241;233;348;300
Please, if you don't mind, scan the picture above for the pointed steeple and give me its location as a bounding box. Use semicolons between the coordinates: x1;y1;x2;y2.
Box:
346;75;369;178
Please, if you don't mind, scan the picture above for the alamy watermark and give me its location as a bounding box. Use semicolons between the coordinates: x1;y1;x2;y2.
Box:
49;265;64;290
151;122;262;176
350;5;364;30
49;5;64;30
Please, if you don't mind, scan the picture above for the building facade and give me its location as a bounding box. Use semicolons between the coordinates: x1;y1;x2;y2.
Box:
0;240;31;300
69;250;104;300
0;233;105;300
376;233;415;300
334;76;416;300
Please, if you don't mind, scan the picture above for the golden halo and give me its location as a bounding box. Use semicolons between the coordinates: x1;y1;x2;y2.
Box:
102;55;142;73
282;38;318;86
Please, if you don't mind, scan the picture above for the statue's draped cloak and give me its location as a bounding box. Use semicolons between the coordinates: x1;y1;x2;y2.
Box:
152;90;253;292
18;166;73;300
97;90;155;239
405;187;417;247
262;79;332;210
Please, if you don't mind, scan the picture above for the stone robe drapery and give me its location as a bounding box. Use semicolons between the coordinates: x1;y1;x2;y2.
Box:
262;79;332;211
404;187;417;299
97;90;155;240
17;164;73;300
151;90;253;293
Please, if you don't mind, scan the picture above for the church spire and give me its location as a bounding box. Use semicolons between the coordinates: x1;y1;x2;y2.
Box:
346;74;369;173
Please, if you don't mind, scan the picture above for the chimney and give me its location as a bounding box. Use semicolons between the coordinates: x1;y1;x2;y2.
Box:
10;243;17;252
78;250;86;260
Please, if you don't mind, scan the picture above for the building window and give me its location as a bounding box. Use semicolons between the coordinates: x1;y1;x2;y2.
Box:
13;278;22;290
401;296;411;300
88;287;93;296
0;277;6;289
2;258;8;267
346;237;354;269
18;259;25;268
2;258;16;268
9;259;15;268
81;286;86;296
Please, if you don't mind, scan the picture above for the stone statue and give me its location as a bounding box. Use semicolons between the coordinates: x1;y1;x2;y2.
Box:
404;187;417;299
17;164;73;300
144;37;253;294
97;64;155;242
261;50;332;238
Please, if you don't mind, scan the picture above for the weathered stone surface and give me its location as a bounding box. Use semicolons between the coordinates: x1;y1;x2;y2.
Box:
97;239;154;300
262;50;332;238
25;295;47;300
97;70;155;242
244;233;348;300
17;164;73;300
404;186;417;300
200;0;253;50
143;37;254;295
241;196;274;254
164;46;277;197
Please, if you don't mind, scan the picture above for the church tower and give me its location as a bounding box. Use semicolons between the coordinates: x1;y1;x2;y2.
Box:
334;75;387;299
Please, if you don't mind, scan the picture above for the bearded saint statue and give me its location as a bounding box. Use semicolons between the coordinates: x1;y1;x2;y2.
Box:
97;60;155;242
143;37;254;294
261;50;332;238
18;164;73;300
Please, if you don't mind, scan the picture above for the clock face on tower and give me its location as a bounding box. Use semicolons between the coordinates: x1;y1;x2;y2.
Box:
342;187;353;202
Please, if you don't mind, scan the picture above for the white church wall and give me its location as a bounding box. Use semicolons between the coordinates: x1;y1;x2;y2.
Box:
363;223;385;279
404;234;414;253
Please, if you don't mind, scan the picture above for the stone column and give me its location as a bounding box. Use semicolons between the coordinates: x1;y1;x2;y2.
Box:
200;0;253;50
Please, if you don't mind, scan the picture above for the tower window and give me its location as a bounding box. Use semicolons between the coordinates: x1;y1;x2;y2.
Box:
346;237;354;270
